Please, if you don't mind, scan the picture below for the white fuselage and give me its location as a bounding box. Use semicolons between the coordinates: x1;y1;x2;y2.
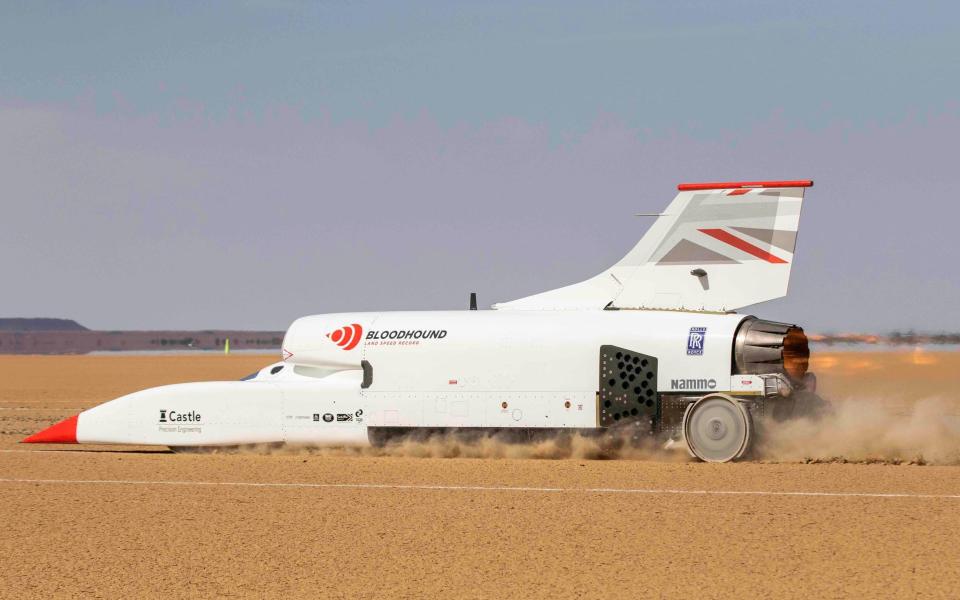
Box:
72;309;762;446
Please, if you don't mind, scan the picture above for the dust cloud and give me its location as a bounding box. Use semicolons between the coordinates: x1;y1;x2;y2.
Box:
227;431;688;461
756;397;960;465
219;400;960;465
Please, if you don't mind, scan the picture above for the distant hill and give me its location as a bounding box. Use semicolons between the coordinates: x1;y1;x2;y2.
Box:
0;325;282;354
0;318;89;332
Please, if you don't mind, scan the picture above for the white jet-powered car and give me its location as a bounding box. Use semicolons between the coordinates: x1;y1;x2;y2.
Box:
25;180;822;462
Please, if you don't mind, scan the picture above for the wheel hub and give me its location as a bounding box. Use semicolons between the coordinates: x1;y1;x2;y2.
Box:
706;418;727;440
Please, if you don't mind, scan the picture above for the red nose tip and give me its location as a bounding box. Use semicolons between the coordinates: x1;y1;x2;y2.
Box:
22;415;79;444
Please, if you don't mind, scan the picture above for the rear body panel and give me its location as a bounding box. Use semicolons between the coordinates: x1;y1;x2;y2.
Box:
285;309;746;430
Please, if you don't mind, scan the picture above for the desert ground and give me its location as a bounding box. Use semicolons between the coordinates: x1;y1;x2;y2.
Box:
1;351;959;598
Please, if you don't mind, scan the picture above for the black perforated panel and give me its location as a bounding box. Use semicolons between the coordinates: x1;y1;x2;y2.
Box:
599;345;659;431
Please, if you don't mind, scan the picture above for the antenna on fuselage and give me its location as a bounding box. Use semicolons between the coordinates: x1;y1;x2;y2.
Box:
469;292;478;311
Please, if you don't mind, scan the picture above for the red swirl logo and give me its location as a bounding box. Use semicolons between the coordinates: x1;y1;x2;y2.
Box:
327;324;363;351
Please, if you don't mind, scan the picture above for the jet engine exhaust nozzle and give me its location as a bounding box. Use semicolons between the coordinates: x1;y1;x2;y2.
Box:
733;317;809;381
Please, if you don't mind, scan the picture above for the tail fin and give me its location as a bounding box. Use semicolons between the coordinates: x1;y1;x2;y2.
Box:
494;180;812;312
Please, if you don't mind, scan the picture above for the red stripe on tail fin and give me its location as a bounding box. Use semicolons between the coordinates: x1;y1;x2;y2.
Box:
698;228;788;264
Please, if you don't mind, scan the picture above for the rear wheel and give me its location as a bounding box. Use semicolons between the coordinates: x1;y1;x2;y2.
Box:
683;394;753;463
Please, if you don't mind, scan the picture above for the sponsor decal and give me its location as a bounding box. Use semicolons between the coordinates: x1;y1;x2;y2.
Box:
159;410;201;423
670;378;717;391
326;323;450;350
336;413;353;422
158;409;202;433
687;327;707;355
313;413;320;422
322;413;334;423
366;329;447;341
327;324;363;351
364;328;449;347
355;409;364;423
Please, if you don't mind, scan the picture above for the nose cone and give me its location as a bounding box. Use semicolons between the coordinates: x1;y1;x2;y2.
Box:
22;414;79;444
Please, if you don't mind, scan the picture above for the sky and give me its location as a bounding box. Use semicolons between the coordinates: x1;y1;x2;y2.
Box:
1;1;958;332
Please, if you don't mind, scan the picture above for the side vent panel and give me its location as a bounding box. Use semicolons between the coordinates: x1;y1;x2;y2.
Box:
599;345;659;432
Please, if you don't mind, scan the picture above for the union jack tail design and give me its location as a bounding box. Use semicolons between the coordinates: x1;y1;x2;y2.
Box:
494;180;812;312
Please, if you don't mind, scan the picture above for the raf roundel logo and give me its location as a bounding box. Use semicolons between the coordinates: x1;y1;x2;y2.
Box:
327;323;363;351
687;327;706;356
